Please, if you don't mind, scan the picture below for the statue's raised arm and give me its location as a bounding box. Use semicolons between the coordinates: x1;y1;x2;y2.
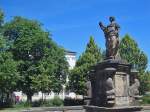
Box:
99;22;106;31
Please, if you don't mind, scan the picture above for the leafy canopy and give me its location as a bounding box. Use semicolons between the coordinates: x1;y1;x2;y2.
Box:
69;36;102;94
3;16;68;102
119;34;148;94
119;34;148;72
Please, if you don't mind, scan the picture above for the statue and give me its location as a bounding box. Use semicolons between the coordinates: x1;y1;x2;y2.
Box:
106;77;115;104
99;17;120;59
84;81;92;105
106;77;115;96
129;78;140;97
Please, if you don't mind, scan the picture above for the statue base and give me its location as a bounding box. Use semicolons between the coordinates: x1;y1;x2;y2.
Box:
89;59;133;107
84;106;143;112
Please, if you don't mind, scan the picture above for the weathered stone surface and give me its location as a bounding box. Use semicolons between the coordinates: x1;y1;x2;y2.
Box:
89;59;131;107
83;17;142;112
99;17;120;59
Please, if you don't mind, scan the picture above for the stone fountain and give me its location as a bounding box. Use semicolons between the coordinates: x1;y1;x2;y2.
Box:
84;17;143;112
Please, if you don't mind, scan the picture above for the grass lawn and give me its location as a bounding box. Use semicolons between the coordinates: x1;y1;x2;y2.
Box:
141;94;150;105
0;107;27;112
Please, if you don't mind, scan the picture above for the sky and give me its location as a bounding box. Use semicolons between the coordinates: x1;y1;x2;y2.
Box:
0;0;150;69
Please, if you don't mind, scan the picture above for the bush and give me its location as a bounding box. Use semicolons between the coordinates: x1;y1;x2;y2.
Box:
14;101;31;108
31;99;43;107
64;99;84;106
32;96;63;107
48;96;63;106
141;94;150;105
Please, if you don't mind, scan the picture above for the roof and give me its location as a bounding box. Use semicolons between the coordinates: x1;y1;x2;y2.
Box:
65;50;77;55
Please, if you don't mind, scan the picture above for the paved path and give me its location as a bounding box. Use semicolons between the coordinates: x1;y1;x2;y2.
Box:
22;110;150;112
22;106;84;112
22;106;150;112
144;110;149;112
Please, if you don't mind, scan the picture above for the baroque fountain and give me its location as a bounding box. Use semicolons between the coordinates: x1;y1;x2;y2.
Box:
84;17;143;112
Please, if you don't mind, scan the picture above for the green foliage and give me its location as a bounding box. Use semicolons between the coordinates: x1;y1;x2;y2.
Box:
3;16;68;102
49;96;63;106
31;96;63;107
0;35;6;51
69;36;102;94
14;101;31;108
38;47;68;93
76;36;102;66
69;66;87;94
119;34;148;72
64;98;84;106
0;52;18;93
119;34;148;94
139;71;150;94
0;9;4;27
13;96;63;108
141;94;150;105
0;35;18;106
3;16;49;101
0;10;19;107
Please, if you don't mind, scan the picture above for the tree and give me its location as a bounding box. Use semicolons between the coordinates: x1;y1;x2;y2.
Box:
119;34;148;72
0;10;19;106
0;9;5;51
76;36;102;67
0;52;18;105
139;71;150;94
69;36;102;94
0;35;6;51
35;45;68;94
0;35;18;106
119;34;148;94
0;9;4;27
3;16;68;102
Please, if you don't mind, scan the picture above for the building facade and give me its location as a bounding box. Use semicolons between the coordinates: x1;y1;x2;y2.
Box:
65;50;76;70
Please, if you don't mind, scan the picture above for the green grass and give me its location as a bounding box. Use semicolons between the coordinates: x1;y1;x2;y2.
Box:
0;107;26;112
0;97;63;112
141;94;150;105
0;102;30;112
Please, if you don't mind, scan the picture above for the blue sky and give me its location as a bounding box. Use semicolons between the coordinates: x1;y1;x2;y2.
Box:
0;0;150;69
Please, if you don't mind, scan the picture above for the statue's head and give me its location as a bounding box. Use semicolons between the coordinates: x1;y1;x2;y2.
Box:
109;16;115;22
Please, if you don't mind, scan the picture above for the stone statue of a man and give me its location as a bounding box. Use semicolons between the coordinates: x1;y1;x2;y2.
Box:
99;17;120;59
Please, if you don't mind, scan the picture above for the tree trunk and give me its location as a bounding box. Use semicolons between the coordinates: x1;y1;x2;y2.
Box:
27;94;32;103
4;92;13;107
0;92;4;106
42;92;44;101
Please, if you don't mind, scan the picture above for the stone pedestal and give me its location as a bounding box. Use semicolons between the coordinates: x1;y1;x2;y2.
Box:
89;59;131;107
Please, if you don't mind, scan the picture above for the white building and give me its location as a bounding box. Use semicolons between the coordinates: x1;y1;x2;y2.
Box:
14;50;77;101
65;50;76;70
